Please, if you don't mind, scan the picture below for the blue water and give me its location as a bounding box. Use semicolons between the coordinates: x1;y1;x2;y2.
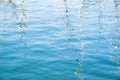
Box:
0;0;120;80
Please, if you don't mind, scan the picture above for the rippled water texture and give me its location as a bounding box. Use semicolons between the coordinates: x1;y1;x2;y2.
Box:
0;0;120;80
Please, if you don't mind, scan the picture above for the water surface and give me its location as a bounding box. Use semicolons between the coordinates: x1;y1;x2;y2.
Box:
0;0;120;80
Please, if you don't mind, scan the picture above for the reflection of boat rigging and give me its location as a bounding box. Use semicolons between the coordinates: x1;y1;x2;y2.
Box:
74;0;86;80
113;0;120;77
0;0;16;31
0;0;17;50
97;0;104;52
0;0;28;56
18;0;28;57
54;0;74;57
62;0;71;29
53;1;86;79
19;0;27;47
98;0;104;35
60;0;85;60
108;0;120;77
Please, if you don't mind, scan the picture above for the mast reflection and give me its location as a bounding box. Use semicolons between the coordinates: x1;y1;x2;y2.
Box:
0;0;28;57
109;0;120;77
74;0;86;80
0;0;17;51
18;0;28;57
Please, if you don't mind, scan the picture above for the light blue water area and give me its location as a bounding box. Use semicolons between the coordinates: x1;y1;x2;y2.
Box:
0;0;120;80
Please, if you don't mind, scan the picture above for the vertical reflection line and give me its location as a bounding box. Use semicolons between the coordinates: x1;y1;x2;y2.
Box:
97;0;104;53
2;3;7;32
0;3;6;49
53;0;76;60
62;0;72;32
114;0;120;77
61;0;74;59
62;0;73;42
74;0;86;80
108;0;120;78
0;1;17;52
18;0;28;57
114;0;120;38
0;2;9;44
98;0;104;35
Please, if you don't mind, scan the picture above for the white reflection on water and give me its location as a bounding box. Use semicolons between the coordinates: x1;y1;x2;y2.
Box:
0;1;16;32
0;0;28;57
74;0;86;80
18;0;27;46
109;0;120;77
54;0;119;80
0;0;119;79
0;0;17;48
18;0;28;57
53;0;87;80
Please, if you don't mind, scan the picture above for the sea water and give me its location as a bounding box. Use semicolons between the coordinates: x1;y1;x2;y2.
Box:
0;0;120;80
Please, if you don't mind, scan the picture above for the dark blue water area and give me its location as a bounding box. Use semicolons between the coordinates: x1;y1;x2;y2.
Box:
0;0;120;80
